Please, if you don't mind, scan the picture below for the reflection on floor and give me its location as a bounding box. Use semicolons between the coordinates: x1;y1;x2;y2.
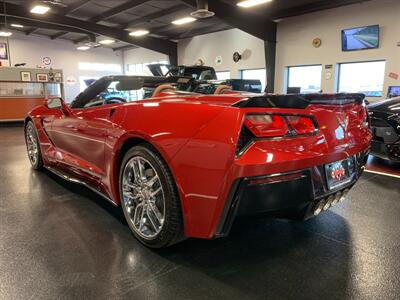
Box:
1;126;400;299
365;155;400;178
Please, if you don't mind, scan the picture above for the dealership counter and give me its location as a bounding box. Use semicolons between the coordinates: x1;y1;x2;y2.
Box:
0;67;63;122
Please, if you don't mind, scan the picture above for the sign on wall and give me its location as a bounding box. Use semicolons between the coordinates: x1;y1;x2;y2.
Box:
215;56;222;65
42;56;52;66
0;43;8;60
388;72;399;80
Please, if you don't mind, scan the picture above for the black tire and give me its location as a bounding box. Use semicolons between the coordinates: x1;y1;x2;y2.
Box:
25;121;43;170
119;144;184;248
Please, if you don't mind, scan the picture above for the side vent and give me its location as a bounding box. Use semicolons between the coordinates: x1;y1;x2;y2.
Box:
236;125;254;156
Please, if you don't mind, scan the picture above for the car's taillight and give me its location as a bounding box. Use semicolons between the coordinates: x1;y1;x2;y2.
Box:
244;114;317;138
286;116;316;135
244;115;289;137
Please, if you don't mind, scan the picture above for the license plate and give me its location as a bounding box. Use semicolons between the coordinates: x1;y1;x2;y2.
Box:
325;158;353;190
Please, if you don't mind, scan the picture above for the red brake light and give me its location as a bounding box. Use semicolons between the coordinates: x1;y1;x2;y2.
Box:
286;116;316;135
244;115;289;137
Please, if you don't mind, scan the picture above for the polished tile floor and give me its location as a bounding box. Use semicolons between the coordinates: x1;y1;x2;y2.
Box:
1;126;400;300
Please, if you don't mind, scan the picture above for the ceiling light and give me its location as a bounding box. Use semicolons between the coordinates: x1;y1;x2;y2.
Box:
172;17;196;25
99;39;115;45
30;5;51;14
237;0;273;8
129;30;149;37
11;24;24;28
77;46;90;51
0;31;12;37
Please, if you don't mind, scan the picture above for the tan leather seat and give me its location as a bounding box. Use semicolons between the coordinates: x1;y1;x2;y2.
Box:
152;84;176;97
214;85;232;95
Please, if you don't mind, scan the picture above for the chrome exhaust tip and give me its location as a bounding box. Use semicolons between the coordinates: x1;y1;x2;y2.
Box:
332;191;342;206
313;188;350;216
313;201;324;216
323;195;334;211
313;208;322;216
340;189;349;202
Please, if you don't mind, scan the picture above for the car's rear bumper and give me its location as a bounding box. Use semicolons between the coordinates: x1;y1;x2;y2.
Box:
214;150;368;238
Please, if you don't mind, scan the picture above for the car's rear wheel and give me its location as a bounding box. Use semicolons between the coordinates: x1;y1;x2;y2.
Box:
119;144;183;248
25;121;43;170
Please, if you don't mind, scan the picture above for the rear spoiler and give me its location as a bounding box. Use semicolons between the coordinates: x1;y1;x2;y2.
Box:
233;93;365;109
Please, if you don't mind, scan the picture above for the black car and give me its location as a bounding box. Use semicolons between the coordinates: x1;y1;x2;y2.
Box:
147;64;262;93
368;97;400;161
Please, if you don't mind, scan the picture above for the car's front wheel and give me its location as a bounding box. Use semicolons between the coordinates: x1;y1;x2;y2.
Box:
25;121;43;170
119;144;183;248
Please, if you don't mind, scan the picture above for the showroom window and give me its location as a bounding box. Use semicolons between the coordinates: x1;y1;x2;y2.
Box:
287;65;322;93
337;60;386;97
241;69;266;92
216;71;231;80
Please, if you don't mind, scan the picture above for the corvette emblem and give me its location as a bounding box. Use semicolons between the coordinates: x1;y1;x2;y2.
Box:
331;165;346;181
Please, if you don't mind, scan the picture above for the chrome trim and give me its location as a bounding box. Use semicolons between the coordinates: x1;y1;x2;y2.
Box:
44;166;117;206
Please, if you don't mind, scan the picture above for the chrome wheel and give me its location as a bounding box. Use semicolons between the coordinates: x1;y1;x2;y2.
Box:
122;156;165;239
26;124;39;166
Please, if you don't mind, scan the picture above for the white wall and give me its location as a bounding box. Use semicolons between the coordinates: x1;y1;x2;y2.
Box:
1;33;123;102
275;0;400;99
123;47;168;65
178;29;265;78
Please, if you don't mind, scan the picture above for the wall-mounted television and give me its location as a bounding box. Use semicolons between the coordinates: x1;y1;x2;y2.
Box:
388;86;400;98
341;25;379;51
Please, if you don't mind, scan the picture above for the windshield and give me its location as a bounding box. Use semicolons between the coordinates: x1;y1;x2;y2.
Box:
180;67;217;80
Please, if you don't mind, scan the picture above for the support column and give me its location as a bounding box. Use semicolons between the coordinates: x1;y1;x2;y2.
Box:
168;47;178;66
264;39;276;93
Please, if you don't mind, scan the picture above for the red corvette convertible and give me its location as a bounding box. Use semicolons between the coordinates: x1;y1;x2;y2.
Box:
25;76;371;248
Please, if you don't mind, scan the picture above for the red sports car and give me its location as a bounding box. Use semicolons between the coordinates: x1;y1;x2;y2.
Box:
25;76;371;248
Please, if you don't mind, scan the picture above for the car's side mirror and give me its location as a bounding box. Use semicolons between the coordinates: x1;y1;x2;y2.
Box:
47;97;71;116
47;97;63;109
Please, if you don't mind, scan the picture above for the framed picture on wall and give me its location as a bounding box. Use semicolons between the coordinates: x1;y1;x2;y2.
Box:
36;73;48;82
21;71;32;82
54;72;62;83
0;43;8;60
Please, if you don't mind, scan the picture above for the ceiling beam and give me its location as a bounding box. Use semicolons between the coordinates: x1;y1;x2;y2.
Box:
3;16;95;39
73;35;95;44
25;28;37;35
89;0;150;23
181;0;276;41
120;4;187;29
112;45;138;52
50;31;68;40
1;2;177;57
